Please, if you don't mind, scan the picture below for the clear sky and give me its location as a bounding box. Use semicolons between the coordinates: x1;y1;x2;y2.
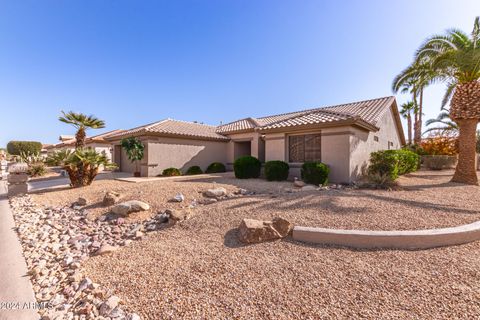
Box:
0;0;479;147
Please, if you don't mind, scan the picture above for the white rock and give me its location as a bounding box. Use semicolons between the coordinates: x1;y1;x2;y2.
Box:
172;193;185;202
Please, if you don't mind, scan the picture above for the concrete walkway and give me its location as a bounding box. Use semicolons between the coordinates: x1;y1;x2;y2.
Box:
0;182;39;320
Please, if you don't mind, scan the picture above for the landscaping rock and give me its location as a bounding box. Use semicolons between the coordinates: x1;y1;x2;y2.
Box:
238;217;292;244
202;198;218;205
95;244;118;256
99;295;120;317
294;180;306;188
172;193;185;202
103;191;122;206
111;200;150;216
76;197;87;206
271;217;293;237
301;185;317;191
166;209;187;221
204;187;227;198
238;219;281;244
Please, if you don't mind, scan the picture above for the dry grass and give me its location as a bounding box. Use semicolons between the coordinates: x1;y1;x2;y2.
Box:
31;170;480;319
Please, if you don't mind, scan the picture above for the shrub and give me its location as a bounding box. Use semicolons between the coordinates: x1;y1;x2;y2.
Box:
205;162;226;173
364;171;398;190
368;149;419;180
45;150;73;166
423;155;457;170
301;161;330;186
420;135;458;155
162;167;182;177
264;161;289;181
64;149;117;187
7;141;42;156
186;165;203;175
28;163;47;177
234;156;261;179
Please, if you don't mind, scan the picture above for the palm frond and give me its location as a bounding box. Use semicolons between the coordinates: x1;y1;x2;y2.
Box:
441;81;457;109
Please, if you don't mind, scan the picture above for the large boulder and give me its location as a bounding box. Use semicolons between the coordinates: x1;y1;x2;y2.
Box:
238;217;293;244
203;187;227;199
111;200;150;216
103;191;122;206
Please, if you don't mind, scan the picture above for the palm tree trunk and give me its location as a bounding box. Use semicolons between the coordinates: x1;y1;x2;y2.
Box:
451;118;478;185
407;114;412;145
415;88;423;143
75;127;86;149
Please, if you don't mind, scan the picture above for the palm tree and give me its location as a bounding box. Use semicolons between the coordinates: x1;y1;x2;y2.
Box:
424;111;458;134
399;101;415;144
392;62;432;144
410;17;480;185
59;111;105;149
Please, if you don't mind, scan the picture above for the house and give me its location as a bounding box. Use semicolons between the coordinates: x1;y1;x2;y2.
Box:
106;96;405;183
46;129;124;160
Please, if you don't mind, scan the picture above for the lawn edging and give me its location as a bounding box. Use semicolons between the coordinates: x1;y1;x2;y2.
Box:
292;221;480;250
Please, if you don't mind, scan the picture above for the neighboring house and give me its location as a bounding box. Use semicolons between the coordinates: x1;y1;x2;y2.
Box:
46;129;124;160
106;96;405;183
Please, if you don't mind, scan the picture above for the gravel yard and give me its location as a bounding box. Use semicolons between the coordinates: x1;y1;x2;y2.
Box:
28;170;480;319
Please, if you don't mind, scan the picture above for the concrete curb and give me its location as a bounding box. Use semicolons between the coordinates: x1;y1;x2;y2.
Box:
0;182;39;319
292;221;480;250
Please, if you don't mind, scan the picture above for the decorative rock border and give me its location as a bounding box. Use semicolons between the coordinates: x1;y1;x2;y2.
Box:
292;221;480;250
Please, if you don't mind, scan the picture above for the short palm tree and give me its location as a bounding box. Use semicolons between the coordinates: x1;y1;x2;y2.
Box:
398;17;480;185
399;101;416;144
59;111;105;149
120;137;145;177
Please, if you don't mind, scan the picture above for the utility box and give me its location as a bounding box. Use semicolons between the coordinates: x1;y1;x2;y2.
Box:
8;163;29;196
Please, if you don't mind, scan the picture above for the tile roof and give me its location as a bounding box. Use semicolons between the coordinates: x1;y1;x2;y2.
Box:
106;119;229;141
217;96;395;133
47;130;125;149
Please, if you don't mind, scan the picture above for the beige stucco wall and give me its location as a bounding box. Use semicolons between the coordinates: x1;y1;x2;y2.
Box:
146;136;228;176
349;107;402;181
262;110;403;183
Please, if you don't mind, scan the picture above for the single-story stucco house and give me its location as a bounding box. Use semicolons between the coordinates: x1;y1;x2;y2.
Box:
46;129;124;160
106;96;405;183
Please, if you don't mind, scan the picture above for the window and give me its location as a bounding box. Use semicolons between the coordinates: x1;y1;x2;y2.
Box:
289;134;321;162
374;136;379;142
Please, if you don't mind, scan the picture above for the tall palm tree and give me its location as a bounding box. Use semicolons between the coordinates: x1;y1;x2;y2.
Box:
59;111;105;149
392;62;432;144
424;111;458;134
412;17;480;185
399;101;415;144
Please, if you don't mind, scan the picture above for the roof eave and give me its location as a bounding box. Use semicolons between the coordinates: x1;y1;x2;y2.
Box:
258;118;378;134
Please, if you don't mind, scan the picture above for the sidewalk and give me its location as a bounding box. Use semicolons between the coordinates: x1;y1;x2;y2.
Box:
0;182;38;320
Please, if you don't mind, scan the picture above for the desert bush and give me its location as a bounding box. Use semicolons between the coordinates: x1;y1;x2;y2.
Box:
186;165;203;175
301;161;330;186
423;155;457;170
7;141;42;156
368;149;419;180
264;161;289;181
420;135;458;156
234;156;261;179
162;167;182;177
28;163;47;177
205;162;226;173
364;171;398;190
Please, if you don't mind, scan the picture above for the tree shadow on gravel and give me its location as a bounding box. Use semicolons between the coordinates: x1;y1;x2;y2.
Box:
223;228;247;248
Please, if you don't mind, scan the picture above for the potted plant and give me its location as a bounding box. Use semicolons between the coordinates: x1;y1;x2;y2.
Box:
120;137;145;177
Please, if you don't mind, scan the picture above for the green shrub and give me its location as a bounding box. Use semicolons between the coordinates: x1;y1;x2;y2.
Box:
28;163;47;177
264;161;289;181
368;149;419;180
7;141;42;156
301;161;330;186
162;167;182;177
186;165;203;175
234;156;261;179
205;162;226;173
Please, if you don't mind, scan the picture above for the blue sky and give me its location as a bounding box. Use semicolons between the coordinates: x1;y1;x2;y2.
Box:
0;0;479;147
